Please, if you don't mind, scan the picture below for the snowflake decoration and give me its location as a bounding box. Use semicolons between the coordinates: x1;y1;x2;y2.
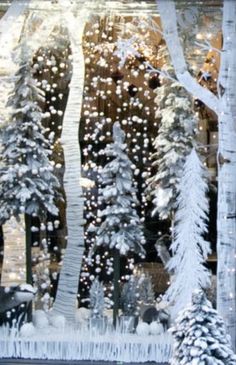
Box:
114;37;140;68
199;70;212;82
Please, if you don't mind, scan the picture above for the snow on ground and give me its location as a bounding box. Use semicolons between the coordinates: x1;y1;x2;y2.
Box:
0;321;172;363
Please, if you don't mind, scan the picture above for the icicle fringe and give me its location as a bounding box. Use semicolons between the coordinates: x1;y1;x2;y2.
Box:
0;326;172;363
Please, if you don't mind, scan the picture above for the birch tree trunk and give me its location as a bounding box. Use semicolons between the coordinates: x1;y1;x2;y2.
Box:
157;0;236;349
216;0;236;349
1;216;25;286
52;12;87;324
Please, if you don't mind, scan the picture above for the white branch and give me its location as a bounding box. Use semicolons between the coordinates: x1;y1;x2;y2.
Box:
156;0;219;115
145;61;177;83
195;40;222;54
134;16;163;36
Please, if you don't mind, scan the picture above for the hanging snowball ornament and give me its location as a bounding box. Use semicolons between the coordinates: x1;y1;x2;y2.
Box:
148;74;161;89
128;84;138;97
111;69;124;84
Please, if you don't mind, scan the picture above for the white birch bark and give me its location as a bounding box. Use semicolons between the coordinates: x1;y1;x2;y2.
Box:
157;0;236;348
1;216;26;286
216;0;236;349
52;11;87;323
156;0;218;114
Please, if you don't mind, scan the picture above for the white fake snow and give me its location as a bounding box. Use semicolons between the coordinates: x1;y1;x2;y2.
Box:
0;324;172;363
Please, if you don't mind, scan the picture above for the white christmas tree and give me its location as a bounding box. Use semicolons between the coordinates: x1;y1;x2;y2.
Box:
96;121;146;256
89;277;105;319
120;276;140;316
96;121;145;324
165;149;211;317
147;75;197;220
170;290;236;365
137;273;155;304
0;45;60;223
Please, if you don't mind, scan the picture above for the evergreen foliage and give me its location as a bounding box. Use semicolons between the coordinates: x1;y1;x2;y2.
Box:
166;149;211;317
147;73;197;219
121;276;139;316
137;273;155;304
89;277;105;319
96;121;145;256
0;44;60;224
170;290;236;365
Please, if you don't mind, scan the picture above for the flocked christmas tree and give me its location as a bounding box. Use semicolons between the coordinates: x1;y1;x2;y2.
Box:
137;273;155;305
120;275;139;317
0;42;60;285
96;121;146;324
89;277;105;319
170;290;236;365
165;149;211;318
147;72;197;220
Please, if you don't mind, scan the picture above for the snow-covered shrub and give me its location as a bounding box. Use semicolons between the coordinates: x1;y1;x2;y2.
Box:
89;277;105;319
120;276;139;316
20;322;36;337
136;322;150;336
33;310;49;329
149;321;164;336
170;290;236;365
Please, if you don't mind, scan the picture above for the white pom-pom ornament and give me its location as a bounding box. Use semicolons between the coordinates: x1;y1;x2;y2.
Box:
136;322;150;336
149;321;164;335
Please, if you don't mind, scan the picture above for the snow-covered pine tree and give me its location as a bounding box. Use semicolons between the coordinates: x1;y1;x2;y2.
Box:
96;121;146;256
96;121;146;324
147;74;197;220
137;273;155;304
165;149;211;317
89;277;105;319
170;290;236;365
120;276;139;316
0;45;59;222
0;43;60;287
